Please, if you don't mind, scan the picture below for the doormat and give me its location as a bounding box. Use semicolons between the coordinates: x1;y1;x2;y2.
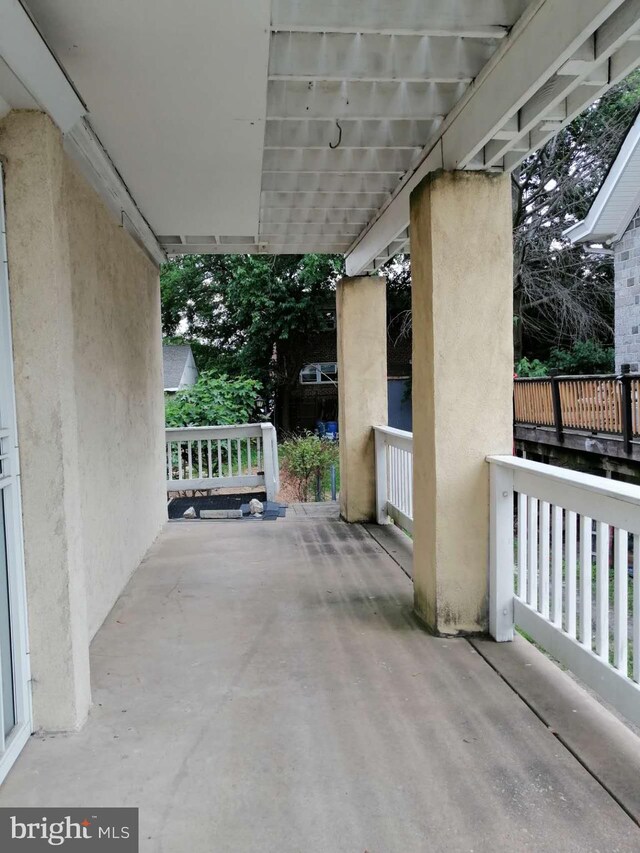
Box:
168;493;286;521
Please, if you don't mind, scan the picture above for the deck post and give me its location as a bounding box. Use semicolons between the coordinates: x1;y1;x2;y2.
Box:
336;276;388;522
260;423;279;501
410;170;513;635
549;370;565;444
374;428;390;525
620;364;633;455
489;462;515;642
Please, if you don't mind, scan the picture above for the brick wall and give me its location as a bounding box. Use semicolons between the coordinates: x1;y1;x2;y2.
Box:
615;206;640;371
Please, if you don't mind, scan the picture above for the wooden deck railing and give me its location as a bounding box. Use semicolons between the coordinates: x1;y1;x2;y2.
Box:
514;373;640;451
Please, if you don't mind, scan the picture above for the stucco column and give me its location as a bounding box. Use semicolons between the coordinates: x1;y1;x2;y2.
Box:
0;112;91;730
336;276;388;522
410;170;513;635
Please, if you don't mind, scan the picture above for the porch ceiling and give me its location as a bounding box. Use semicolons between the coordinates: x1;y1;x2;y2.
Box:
4;1;640;269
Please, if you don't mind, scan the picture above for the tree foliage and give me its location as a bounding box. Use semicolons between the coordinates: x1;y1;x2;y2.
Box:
513;71;640;358
515;340;615;377
161;254;344;387
165;372;262;427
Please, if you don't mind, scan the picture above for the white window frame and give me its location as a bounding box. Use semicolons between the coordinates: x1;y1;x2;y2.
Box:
299;362;338;385
0;162;32;784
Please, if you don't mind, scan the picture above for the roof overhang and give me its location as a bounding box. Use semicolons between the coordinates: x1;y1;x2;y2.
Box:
1;0;639;272
564;108;640;245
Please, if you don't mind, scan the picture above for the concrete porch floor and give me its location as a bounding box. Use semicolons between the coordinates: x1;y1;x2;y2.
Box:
2;511;640;852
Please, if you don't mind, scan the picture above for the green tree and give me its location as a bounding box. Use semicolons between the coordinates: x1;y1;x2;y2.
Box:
513;71;640;360
161;253;344;395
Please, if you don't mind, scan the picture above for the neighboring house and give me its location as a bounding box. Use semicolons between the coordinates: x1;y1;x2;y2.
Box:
163;344;199;392
278;311;412;432
565;110;640;371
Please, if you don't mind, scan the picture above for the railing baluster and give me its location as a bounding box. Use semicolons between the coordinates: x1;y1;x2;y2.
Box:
236;439;241;476
167;441;172;482
633;533;639;683
527;497;538;609
197;441;203;479
207;440;212;478
187;441;193;480
551;505;563;626
595;522;610;660
246;438;251;475
614;528;629;674
539;501;550;618
385;444;390;512
517;492;527;599
565;511;577;638
178;442;184;481
580;515;593;650
226;439;232;477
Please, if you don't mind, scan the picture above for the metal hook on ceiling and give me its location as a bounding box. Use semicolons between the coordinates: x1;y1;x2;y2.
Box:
329;120;343;150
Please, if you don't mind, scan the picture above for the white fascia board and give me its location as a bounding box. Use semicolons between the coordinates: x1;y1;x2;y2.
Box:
346;0;627;276
563;110;640;245
0;0;86;131
65;119;166;267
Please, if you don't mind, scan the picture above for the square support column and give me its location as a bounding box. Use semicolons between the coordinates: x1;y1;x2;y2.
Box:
337;276;388;522
0;112;91;730
410;171;513;635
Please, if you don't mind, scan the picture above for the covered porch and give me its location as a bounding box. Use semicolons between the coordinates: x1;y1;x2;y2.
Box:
0;0;640;844
1;511;639;851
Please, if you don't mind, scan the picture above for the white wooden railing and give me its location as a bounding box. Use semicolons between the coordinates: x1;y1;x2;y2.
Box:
166;423;279;501
374;426;413;533
489;455;640;726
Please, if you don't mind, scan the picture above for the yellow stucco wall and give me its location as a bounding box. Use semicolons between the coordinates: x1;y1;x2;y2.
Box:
65;148;166;641
0;111;166;729
410;170;513;635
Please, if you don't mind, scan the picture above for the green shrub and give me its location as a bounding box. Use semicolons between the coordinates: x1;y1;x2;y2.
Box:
515;357;548;377
547;341;614;375
281;433;339;502
165;372;262;427
515;342;615;378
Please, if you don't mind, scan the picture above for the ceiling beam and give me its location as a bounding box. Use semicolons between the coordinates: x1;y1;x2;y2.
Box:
264;118;440;149
66;119;165;266
261;208;373;225
0;0;86;131
164;242;352;256
482;0;640;167
345;0;629;275
261;191;390;209
501;37;640;172
267;80;465;120
268;32;497;82
261;171;402;193
441;0;628;170
270;0;529;37
258;223;364;238
263;148;419;173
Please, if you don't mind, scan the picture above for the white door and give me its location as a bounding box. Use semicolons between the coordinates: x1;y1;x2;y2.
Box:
0;164;32;784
